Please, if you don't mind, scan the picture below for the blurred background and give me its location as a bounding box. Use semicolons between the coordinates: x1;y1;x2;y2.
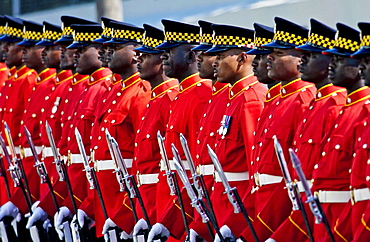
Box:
1;0;369;30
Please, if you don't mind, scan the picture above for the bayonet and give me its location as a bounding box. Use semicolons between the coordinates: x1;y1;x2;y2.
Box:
45;121;64;181
157;131;176;196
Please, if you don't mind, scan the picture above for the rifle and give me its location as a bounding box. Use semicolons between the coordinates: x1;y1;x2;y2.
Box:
45;122;75;242
74;128;106;242
289;149;334;242
179;134;221;240
207;145;259;242
156;131;190;240
4;122;47;242
172;143;222;242
0;141;11;199
273;136;313;242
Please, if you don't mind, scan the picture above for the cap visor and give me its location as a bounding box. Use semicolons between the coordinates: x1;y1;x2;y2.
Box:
54;36;73;44
351;48;370;59
246;48;272;55
66;42;90;49
93;37;110;44
134;46;163;54
103;39;130;45
0;35;23;43
36;40;56;46
322;48;352;57
191;44;212;51
296;44;325;52
205;46;230;53
155;42;181;50
16;40;38;46
262;41;295;49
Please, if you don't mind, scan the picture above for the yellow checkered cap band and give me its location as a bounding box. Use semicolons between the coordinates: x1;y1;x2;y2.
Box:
62;26;73;37
254;36;272;47
102;27;112;38
112;28;143;42
6;26;24;38
143;36;163;48
200;33;213;44
165;31;199;43
74;31;102;42
214;35;254;48
360;35;370;47
274;30;307;46
336;36;360;51
24;30;43;41
43;30;62;42
0;25;5;35
307;33;335;49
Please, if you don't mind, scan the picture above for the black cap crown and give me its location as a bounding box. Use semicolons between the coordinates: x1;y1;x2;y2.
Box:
352;22;370;58
17;20;44;46
323;23;360;56
246;23;274;55
296;19;336;52
192;20;213;51
105;21;144;45
206;24;254;53
93;17;116;44
0;16;6;36
36;21;62;46
55;16;97;43
0;15;24;42
67;24;102;49
134;24;164;54
263;17;308;49
156;19;200;49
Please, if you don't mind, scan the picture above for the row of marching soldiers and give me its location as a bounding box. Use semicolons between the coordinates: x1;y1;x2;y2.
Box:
0;12;370;242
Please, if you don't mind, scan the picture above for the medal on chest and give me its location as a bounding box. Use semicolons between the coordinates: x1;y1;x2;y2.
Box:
218;115;232;138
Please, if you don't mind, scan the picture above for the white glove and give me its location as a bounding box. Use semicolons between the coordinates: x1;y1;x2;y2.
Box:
43;219;52;231
190;229;204;242
147;223;170;242
133;218;148;236
25;201;40;218
120;230;133;240
72;209;94;229
54;206;73;240
265;239;277;242
26;207;48;229
0;202;20;220
214;225;234;242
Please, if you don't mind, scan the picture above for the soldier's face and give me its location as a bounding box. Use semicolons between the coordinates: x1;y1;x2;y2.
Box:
22;45;45;72
328;55;360;88
0;42;5;63
161;45;190;78
252;54;275;85
60;44;76;70
197;52;216;80
213;49;243;83
74;45;102;75
299;51;332;84
137;52;163;81
98;45;109;68
107;43;138;75
2;42;24;67
267;48;301;82
358;56;370;86
41;45;61;69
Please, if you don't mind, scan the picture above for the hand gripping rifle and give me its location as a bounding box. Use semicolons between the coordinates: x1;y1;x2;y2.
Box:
289;149;334;242
74;128;106;242
207;145;259;242
179;134;221;239
172;144;222;242
273;136;313;242
45;122;74;242
156;131;190;240
4;122;47;241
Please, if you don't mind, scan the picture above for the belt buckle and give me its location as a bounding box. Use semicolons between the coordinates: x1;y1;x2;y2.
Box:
67;152;72;166
20;147;25;159
350;189;355;205
196;165;201;175
254;172;260;187
136;171;142;187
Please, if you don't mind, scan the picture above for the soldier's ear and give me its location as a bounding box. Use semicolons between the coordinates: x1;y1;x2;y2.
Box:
236;52;247;65
186;50;197;64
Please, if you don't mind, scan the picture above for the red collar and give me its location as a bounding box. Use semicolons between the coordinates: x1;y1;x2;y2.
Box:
280;78;314;98
89;67;112;85
14;65;35;81
8;66;16;79
56;70;73;85
178;73;205;93
151;78;178;100
315;83;346;101
346;86;370;106
266;83;281;102
111;73;122;85
37;68;56;85
72;73;89;85
121;72;141;91
212;81;230;96
229;74;258;99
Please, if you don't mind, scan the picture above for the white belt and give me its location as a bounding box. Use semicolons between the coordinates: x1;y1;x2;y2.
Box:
296;180;313;193
254;173;283;187
22;146;43;158
136;173;159;186
42;147;54;158
197;164;214;176
215;171;249;182
351;188;370;204
95;159;133;171
67;154;89;164
316;190;350;203
160;159;190;171
6;146;21;155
